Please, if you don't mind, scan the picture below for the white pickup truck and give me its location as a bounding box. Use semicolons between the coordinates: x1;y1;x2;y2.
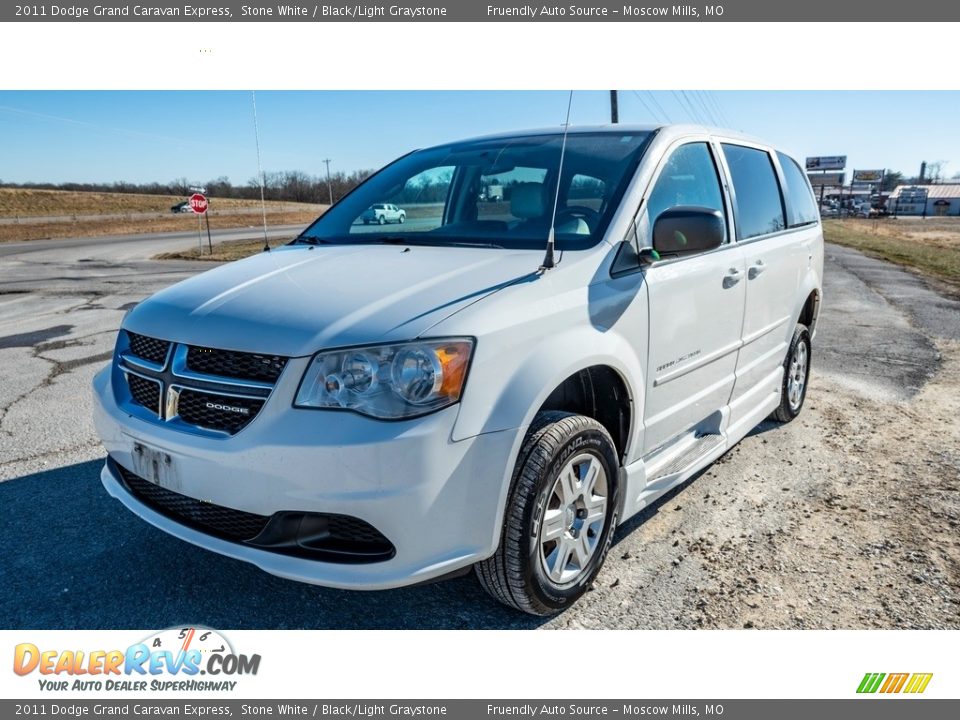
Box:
93;124;823;615
361;203;406;225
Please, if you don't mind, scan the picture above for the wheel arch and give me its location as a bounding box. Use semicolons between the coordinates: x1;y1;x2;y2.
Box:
453;328;645;557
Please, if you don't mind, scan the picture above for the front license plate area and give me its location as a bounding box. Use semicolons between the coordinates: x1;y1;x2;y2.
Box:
131;442;181;492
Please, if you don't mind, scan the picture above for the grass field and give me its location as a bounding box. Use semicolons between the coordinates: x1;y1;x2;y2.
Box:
823;217;960;295
0;187;326;243
155;238;287;262
0;187;318;218
0;210;319;243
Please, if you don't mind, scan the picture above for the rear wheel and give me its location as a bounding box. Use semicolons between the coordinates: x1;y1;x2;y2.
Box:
476;412;620;616
771;323;811;423
378;215;386;225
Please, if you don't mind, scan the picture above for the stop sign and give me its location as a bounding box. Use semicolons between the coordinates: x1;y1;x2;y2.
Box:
189;193;208;214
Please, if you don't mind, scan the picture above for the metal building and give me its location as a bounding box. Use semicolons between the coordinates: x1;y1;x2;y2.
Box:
887;185;960;216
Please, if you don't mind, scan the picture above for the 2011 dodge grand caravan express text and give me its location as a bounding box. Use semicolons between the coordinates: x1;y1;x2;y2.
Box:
93;125;823;615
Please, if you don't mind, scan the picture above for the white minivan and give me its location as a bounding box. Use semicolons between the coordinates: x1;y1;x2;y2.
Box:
93;125;823;615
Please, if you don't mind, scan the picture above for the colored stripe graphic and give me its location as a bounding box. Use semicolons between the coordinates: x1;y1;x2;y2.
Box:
904;673;933;694
857;672;932;694
880;673;909;693
857;673;885;693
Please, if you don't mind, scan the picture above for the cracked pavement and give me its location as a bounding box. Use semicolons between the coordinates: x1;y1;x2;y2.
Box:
1;233;958;629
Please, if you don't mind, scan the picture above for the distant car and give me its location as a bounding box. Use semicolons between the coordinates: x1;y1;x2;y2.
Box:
171;201;193;214
362;203;406;225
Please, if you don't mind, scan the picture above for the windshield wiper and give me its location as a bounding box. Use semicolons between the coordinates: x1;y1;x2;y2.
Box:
372;236;505;249
292;234;335;245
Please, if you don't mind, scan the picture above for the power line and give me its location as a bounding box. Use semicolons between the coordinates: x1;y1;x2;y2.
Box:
682;91;707;123
645;91;672;123
630;90;664;123
706;91;732;126
673;91;702;123
693;91;718;125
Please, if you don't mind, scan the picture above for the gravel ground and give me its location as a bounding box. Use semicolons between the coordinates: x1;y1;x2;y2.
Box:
0;234;958;629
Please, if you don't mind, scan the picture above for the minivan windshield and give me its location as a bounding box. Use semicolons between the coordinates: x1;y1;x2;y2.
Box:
297;131;654;251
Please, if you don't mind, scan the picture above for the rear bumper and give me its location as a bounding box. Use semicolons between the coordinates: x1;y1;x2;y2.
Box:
93;365;518;590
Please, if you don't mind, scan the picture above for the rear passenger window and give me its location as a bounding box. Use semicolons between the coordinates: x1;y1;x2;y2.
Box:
777;152;819;227
721;144;786;239
646;142;727;243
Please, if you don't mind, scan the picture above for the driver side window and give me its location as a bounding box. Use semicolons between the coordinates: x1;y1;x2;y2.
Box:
645;142;727;246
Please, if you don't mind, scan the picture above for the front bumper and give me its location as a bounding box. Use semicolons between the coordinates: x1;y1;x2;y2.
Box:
92;365;518;590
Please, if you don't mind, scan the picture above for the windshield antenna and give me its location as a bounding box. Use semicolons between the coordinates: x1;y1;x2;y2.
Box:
251;90;270;252
541;90;574;271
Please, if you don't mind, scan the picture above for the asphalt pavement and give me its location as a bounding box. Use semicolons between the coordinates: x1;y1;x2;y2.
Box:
1;229;958;629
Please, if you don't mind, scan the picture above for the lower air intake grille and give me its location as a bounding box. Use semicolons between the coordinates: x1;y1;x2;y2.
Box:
112;460;395;563
117;463;269;541
127;373;160;415
176;389;264;434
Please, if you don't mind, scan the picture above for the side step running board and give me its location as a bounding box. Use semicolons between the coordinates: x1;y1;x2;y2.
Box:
647;433;726;485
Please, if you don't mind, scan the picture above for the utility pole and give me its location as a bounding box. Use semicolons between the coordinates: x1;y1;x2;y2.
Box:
610;90;619;124
323;158;333;206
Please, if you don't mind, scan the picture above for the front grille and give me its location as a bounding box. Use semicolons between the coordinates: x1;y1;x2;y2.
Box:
127;373;161;414
116;463;270;541
118;333;282;436
176;388;265;434
127;332;170;365
113;460;395;563
186;346;288;384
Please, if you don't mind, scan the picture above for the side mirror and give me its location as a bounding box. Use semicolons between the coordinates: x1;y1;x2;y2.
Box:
652;206;725;257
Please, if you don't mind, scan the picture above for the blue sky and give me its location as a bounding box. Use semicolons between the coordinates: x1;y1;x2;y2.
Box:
1;91;957;185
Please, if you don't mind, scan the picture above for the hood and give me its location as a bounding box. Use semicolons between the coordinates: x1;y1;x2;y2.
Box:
124;244;540;357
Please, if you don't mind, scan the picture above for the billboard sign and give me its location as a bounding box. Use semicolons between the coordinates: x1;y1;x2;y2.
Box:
807;172;845;187
853;169;884;183
806;155;847;171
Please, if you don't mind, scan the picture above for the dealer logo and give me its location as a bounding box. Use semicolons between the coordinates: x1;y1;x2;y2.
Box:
13;626;261;693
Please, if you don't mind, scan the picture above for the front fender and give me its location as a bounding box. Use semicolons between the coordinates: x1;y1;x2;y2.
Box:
453;325;645;445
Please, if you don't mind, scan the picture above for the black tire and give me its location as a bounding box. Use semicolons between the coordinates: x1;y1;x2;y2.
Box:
378;215;386;225
476;411;620;616
771;323;811;423
398;214;405;224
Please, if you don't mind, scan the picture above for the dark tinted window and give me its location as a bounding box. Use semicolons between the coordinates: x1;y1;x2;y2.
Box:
777;152;819;227
722;144;786;239
646;142;726;243
301;131;653;250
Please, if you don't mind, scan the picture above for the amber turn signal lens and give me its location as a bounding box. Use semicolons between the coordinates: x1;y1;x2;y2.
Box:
435;342;472;399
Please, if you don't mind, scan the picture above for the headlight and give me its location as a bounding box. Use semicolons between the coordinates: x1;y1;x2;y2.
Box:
294;338;474;419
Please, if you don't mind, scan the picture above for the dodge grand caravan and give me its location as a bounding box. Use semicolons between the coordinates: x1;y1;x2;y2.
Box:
93;125;823;615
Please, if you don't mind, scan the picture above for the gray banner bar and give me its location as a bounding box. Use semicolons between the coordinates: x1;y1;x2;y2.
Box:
2;700;958;719
4;0;960;22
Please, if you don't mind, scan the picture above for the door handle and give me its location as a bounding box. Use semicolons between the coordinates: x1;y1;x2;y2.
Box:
723;268;741;288
748;260;766;279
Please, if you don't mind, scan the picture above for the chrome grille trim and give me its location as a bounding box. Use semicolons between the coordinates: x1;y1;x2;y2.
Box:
170;344;275;391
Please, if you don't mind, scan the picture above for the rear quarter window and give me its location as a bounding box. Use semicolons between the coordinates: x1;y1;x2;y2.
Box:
721;144;786;239
777;152;820;227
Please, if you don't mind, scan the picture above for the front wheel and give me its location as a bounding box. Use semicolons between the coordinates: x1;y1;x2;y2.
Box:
476;412;620;616
398;214;405;224
771;323;811;423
